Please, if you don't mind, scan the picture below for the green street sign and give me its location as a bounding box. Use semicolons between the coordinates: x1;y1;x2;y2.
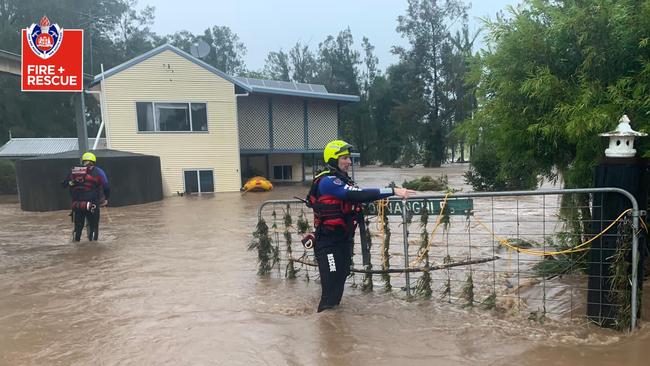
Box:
364;198;473;216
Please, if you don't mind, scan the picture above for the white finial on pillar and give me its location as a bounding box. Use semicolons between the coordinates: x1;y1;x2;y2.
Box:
599;115;647;158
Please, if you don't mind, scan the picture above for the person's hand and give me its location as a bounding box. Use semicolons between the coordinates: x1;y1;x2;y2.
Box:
101;200;108;207
394;187;416;198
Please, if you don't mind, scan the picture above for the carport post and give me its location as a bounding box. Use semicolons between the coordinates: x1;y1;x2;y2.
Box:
75;90;89;155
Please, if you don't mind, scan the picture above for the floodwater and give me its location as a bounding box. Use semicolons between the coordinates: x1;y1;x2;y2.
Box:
0;165;648;365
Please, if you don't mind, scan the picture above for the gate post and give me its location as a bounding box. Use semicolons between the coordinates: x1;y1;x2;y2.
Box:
588;115;648;328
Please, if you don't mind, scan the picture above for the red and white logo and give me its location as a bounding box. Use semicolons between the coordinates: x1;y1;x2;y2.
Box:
26;16;63;59
21;16;83;92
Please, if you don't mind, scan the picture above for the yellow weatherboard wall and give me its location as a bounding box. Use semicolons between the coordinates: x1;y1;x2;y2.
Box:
101;49;241;195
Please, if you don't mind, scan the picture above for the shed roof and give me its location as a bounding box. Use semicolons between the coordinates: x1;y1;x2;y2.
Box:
0;138;106;158
26;148;149;160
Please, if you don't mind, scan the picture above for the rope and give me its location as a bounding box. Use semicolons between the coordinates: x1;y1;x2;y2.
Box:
376;199;388;233
473;208;634;256
375;199;389;265
409;192;451;267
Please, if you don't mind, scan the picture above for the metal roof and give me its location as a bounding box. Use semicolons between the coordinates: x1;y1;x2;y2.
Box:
90;44;359;103
234;77;359;102
90;44;250;90
0;138;106;158
0;49;20;62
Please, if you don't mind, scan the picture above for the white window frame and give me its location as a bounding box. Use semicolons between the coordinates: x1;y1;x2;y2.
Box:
135;101;209;133
183;169;215;194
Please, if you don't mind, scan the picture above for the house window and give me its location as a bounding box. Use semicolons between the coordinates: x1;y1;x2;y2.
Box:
184;170;214;193
273;165;292;180
136;102;208;132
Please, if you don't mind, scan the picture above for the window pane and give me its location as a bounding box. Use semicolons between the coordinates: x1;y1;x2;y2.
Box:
191;103;208;131
136;102;154;131
184;170;198;193
156;103;190;131
199;170;214;192
273;166;283;180
283;165;292;180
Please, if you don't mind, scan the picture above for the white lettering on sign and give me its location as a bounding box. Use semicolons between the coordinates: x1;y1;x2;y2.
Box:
26;74;78;86
25;63;78;86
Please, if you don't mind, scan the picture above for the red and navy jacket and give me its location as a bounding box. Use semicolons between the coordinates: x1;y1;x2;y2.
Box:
62;165;109;203
307;170;394;237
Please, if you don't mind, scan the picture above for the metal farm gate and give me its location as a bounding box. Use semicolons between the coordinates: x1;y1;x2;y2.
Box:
253;188;646;331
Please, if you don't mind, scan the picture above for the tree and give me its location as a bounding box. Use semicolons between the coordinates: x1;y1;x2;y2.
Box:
361;37;378;94
396;0;469;167
202;25;247;75
461;0;650;191
113;0;158;60
368;74;401;165
263;49;290;81
316;29;366;163
316;27;361;95
166;30;197;53
442;25;479;162
289;41;317;83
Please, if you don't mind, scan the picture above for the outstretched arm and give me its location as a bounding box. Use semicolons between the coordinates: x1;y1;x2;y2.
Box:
319;177;415;202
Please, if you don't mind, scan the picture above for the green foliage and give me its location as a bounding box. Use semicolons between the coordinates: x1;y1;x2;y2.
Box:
381;206;392;292
402;175;449;191
459;0;650;190
416;269;433;299
610;217;634;330
396;0;471;167
270;210;281;274
0;160;17;194
283;205;297;279
264;50;291;81
248;219;275;276
440;277;451;301
463;142;538;191
461;273;475;307
296;209;311;235
531;232;588;277
415;204;432;298
481;292;497;310
200;26;247;76
361;216;373;292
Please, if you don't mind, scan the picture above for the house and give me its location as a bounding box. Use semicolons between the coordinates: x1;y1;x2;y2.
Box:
89;44;359;196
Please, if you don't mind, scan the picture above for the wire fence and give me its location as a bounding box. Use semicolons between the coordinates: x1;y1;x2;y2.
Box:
255;188;645;331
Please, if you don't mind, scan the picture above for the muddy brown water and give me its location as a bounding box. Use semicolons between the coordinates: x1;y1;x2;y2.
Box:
1;165;648;365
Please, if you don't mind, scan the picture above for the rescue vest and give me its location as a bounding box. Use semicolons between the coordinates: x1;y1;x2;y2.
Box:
306;170;360;233
69;165;101;202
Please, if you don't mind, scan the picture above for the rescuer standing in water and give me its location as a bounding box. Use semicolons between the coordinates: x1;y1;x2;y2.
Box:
306;140;415;312
62;152;110;241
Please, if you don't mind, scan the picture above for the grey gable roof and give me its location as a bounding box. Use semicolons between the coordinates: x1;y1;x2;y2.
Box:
90;44;249;90
91;44;359;103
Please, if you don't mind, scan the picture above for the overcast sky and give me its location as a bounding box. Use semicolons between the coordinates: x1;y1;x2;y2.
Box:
139;0;521;72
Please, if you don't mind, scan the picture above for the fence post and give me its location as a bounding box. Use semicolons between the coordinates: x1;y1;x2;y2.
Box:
402;198;411;297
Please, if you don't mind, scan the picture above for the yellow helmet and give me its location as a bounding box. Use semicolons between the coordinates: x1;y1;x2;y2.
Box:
81;152;96;163
323;140;353;166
